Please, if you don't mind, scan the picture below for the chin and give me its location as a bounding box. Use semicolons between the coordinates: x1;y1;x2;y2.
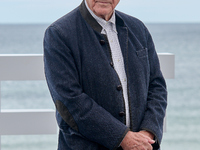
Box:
94;8;113;19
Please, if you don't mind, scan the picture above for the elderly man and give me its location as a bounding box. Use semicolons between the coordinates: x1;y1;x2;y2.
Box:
43;0;167;150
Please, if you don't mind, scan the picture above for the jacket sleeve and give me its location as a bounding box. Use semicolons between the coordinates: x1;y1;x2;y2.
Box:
139;26;167;149
43;25;129;150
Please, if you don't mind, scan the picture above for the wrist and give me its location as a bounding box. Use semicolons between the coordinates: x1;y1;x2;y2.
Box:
120;131;133;148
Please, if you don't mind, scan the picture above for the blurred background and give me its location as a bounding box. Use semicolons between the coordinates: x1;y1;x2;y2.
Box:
0;0;200;149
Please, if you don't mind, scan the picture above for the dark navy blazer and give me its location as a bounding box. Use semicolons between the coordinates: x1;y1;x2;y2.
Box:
44;1;167;150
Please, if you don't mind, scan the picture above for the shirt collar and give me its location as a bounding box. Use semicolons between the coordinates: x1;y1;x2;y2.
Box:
84;0;117;34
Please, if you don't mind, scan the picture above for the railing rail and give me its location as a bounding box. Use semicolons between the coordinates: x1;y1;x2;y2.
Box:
0;53;175;149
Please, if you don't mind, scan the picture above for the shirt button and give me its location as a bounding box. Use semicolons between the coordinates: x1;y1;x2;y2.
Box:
116;85;122;91
100;40;105;45
110;62;114;68
119;111;125;117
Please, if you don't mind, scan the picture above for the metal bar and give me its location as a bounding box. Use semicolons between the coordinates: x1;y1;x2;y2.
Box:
0;109;57;135
0;82;1;150
0;54;45;81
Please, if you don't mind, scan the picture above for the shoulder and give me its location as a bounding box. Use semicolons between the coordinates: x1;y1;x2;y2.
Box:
46;6;82;36
115;10;152;42
115;10;150;39
115;10;154;49
116;10;146;29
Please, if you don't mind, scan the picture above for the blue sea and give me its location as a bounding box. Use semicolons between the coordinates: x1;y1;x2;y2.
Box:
0;23;200;150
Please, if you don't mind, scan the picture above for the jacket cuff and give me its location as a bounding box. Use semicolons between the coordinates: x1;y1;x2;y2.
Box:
113;128;130;150
152;138;160;150
140;128;160;150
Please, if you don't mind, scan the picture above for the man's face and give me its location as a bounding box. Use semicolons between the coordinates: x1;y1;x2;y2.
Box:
86;0;120;21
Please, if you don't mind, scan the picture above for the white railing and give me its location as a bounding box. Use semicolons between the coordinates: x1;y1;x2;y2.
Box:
0;54;57;150
0;53;175;149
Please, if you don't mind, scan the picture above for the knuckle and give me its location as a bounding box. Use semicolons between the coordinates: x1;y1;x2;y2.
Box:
140;147;146;150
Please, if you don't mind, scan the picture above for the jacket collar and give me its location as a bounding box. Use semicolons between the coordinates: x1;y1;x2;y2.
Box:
79;0;125;33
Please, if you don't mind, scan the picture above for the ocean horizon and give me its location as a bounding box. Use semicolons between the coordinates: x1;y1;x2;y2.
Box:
0;23;200;150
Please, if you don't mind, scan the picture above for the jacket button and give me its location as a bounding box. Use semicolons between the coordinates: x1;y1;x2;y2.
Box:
100;40;105;45
117;85;122;91
119;111;125;117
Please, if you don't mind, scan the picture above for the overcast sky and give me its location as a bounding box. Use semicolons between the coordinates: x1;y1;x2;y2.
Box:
0;0;200;24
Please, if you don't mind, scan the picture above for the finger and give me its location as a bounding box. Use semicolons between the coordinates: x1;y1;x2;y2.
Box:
148;139;155;144
143;140;153;150
132;133;154;146
134;142;153;150
134;138;153;150
138;132;152;141
138;132;155;144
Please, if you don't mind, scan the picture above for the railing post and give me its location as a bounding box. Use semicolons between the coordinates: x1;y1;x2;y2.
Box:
0;82;1;150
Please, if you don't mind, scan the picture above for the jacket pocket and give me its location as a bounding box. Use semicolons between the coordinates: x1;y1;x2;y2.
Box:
136;48;148;58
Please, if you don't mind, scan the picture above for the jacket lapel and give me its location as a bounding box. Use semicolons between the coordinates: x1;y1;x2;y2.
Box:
116;14;129;75
79;0;102;33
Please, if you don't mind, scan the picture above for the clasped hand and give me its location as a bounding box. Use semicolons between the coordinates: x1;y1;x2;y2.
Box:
120;131;155;150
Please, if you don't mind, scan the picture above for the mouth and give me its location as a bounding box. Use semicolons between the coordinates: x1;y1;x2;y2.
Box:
96;1;111;4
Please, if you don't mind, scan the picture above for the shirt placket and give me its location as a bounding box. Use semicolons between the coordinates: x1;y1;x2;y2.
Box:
105;25;130;127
